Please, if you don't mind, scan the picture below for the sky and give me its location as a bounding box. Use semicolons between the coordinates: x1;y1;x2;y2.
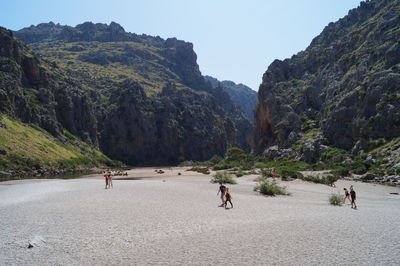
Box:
0;0;362;91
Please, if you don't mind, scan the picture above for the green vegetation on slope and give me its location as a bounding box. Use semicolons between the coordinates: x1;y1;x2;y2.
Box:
0;114;115;171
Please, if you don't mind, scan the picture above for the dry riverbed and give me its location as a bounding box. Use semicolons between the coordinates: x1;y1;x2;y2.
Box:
1;167;399;265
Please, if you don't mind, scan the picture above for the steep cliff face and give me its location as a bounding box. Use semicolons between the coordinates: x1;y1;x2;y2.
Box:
0;27;99;146
254;0;400;159
205;76;258;122
5;22;253;165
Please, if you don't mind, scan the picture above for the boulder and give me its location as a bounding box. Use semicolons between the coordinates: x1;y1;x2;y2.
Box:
28;236;46;248
361;172;375;181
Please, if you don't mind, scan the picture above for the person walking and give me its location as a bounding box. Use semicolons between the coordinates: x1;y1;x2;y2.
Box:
217;182;226;207
343;188;351;204
104;174;109;189
271;168;276;179
350;185;357;209
224;187;233;209
108;173;113;189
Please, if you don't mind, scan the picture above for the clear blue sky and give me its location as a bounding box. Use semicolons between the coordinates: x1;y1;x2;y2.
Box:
0;0;362;91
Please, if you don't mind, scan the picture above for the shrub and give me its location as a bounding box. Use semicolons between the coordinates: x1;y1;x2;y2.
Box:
187;167;210;175
260;168;272;178
321;147;347;163
210;171;237;184
254;162;269;169
386;168;396;175
207;155;223;166
226;147;246;161
279;168;304;180
326;175;339;186
329;194;342;206
234;169;244;177
302;175;325;184
331;167;350;177
254;178;288;196
212;159;235;170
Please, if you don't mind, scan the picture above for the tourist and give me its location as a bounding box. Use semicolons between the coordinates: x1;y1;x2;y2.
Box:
224;187;233;209
271;168;277;179
217;182;226;207
350;185;357;209
343;188;351;204
108;173;113;189
104;174;109;189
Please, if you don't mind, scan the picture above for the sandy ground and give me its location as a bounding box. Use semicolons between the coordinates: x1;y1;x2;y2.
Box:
0;167;399;265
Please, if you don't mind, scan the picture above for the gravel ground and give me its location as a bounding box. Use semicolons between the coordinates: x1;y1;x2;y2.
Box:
0;167;399;265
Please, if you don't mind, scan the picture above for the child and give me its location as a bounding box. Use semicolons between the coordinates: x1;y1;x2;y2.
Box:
343;188;350;204
224;187;233;209
350;185;357;209
217;182;226;207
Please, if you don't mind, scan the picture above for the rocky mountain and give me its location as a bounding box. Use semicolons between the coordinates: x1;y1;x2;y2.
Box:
254;0;400;164
0;27;116;175
205;76;257;122
1;22;252;166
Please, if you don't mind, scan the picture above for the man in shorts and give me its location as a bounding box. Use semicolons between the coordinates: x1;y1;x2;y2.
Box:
217;182;226;207
350;185;357;209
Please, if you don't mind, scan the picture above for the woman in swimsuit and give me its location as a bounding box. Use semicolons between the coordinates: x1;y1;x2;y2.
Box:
343;188;350;204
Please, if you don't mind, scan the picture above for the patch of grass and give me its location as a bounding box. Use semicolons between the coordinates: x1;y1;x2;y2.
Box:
329;194;342;206
210;171;237;184
64;129;77;140
254;178;289;196
0;114;113;170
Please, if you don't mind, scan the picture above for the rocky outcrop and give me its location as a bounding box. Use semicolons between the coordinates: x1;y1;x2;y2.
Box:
100;81;237;164
254;0;400;158
205;76;258;122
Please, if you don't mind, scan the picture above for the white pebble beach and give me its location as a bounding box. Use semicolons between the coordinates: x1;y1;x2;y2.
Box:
1;167;399;265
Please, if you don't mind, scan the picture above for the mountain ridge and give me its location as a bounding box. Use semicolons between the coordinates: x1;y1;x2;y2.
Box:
1;22;253;167
254;0;400;167
204;75;257;122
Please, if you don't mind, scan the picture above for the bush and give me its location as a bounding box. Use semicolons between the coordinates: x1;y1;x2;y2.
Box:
207;155;223;166
329;194;342;206
279;168;304;180
254;162;269;169
260;168;272;178
326;175;339;186
301;175;338;186
187;167;210;175
254;178;289;196
331;167;350;177
386;168;396;175
321;148;347;163
210;171;237;184
234;169;244;177
212;159;235;170
226;147;246;161
302;175;325;184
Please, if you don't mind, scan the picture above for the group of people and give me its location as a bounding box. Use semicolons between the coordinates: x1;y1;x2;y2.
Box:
104;173;113;189
343;185;357;209
217;182;233;209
